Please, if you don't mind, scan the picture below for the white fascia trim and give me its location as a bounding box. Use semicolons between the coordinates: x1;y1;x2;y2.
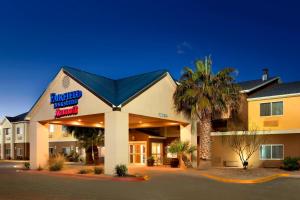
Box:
248;93;300;101
240;77;280;94
211;129;300;136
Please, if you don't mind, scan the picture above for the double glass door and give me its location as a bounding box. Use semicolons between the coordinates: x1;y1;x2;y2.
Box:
129;143;146;165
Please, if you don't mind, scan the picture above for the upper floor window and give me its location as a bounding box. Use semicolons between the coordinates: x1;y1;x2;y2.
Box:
49;124;55;133
260;101;283;116
16;127;21;134
3;128;9;135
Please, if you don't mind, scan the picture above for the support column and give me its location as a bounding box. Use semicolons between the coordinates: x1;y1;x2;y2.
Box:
1;129;4;159
10;128;14;159
104;111;129;175
180;121;197;168
29;121;49;169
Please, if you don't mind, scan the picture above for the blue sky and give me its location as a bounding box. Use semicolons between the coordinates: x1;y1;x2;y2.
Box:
0;0;300;117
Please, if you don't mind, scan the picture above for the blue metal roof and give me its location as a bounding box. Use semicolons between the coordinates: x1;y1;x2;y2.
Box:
62;66;169;107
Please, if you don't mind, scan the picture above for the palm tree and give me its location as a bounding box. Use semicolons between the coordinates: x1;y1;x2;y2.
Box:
168;140;197;168
173;56;240;167
66;127;104;164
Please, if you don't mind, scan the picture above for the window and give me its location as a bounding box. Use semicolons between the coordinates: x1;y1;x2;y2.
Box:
272;102;283;115
5;148;10;156
3;128;9;135
62;126;68;137
62;147;71;155
16;127;21;134
260;103;271;116
49;124;55;133
17;148;22;156
260;144;284;160
260;101;283;116
49;147;54;155
62;125;67;133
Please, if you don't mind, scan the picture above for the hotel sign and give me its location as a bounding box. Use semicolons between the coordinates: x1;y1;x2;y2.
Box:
50;90;82;118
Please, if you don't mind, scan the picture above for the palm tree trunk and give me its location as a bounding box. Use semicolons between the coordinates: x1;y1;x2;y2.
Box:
199;115;212;168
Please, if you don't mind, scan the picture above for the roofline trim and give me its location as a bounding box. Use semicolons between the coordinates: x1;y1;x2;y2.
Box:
0;117;11;126
240;77;280;93
247;92;300;101
211;129;300;136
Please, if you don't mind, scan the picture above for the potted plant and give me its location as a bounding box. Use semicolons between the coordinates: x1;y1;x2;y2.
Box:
168;140;197;168
170;158;180;168
147;156;155;166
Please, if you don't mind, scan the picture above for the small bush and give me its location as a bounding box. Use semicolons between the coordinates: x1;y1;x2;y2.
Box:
282;157;300;171
49;154;65;171
24;162;30;170
94;167;103;174
115;164;127;177
147;156;155;166
37;165;43;171
78;169;92;174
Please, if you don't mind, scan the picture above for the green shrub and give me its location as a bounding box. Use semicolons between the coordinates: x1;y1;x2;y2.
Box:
78;169;92;174
49;154;65;171
24;162;30;170
282;157;300;171
115;164;127;177
94;167;103;174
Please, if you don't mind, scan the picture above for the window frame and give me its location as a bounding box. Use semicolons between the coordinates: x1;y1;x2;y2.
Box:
259;144;284;160
260;101;283;117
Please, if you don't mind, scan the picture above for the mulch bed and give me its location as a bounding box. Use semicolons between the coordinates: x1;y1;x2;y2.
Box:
20;169;147;182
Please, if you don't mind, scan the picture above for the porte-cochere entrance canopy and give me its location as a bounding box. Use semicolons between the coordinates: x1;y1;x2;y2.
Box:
26;67;196;174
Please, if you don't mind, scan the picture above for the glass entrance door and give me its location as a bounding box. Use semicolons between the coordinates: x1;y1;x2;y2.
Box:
151;142;163;165
129;143;146;165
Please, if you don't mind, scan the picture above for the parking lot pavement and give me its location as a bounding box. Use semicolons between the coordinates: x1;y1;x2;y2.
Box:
0;161;299;200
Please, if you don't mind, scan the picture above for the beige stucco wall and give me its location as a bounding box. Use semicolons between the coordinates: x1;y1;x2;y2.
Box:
27;69;112;122
212;133;300;168
122;74;188;123
48;124;77;142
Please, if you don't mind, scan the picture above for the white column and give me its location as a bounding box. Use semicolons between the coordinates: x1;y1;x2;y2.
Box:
104;111;129;175
180;121;197;168
1;129;4;159
29;121;49;169
10;127;14;159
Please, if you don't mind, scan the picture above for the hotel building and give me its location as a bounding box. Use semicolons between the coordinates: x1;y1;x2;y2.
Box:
1;67;300;174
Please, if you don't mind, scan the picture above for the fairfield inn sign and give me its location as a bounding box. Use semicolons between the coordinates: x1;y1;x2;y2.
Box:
50;90;82;118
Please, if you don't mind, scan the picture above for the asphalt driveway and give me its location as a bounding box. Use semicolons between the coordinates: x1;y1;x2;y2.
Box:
0;161;299;200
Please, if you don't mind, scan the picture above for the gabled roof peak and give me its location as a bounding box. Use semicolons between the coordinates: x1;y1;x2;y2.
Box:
62;66;170;107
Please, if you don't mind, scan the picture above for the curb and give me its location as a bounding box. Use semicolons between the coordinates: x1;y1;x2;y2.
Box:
199;173;290;184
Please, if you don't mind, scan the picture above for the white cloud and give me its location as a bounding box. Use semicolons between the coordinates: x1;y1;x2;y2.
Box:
176;41;192;54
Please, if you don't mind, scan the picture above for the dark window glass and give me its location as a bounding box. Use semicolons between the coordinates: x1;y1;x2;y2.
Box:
260;103;271;116
272;102;283;115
